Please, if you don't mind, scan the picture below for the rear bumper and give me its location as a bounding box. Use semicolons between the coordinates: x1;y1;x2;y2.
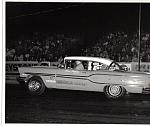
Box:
16;77;26;84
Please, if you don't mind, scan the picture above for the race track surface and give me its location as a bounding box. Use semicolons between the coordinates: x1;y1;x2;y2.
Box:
5;84;150;124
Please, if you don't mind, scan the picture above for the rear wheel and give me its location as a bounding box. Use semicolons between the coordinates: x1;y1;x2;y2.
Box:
27;76;45;95
104;85;126;99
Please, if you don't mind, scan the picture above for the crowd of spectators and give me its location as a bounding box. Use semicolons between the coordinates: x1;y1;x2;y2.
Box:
82;32;150;62
6;31;150;62
6;39;57;62
6;33;80;62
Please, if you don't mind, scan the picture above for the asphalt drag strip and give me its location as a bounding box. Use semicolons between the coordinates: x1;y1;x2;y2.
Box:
5;84;150;124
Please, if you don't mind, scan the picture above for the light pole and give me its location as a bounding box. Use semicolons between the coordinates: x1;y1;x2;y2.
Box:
138;3;141;71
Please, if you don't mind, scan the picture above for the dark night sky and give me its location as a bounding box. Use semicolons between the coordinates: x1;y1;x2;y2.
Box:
6;2;150;37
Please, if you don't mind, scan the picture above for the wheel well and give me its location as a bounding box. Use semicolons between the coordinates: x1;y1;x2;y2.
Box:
26;75;46;95
103;84;127;99
26;75;43;85
103;84;126;90
103;84;127;94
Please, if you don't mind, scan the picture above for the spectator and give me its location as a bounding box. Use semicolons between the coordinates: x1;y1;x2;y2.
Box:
18;54;24;61
6;48;15;61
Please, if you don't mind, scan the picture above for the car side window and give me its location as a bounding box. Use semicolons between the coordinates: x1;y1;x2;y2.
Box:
65;60;88;70
109;62;120;71
82;61;88;70
91;62;108;70
65;60;72;69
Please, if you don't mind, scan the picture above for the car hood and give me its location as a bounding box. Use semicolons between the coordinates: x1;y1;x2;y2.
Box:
111;70;150;78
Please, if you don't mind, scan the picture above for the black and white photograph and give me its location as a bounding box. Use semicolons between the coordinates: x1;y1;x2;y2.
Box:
4;0;150;124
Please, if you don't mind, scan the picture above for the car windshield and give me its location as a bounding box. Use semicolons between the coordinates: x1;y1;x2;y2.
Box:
91;61;108;70
108;62;122;71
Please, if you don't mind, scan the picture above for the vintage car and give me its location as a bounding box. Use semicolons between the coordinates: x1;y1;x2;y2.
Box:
17;56;150;99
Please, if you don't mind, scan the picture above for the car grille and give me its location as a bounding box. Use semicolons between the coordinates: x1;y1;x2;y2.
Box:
142;88;150;94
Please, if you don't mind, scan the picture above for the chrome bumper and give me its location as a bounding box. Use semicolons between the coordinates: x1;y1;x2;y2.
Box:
16;77;26;84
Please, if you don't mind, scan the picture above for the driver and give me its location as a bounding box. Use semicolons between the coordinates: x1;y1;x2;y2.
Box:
74;61;84;70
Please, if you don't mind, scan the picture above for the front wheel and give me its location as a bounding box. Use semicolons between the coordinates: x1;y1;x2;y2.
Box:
104;85;126;99
26;76;45;95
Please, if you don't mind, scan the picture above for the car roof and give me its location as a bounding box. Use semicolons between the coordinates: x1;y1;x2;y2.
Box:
64;56;113;66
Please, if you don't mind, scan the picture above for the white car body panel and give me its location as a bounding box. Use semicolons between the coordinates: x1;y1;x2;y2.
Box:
18;56;150;94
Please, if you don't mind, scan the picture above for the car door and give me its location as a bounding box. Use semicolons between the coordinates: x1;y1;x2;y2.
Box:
54;60;90;90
